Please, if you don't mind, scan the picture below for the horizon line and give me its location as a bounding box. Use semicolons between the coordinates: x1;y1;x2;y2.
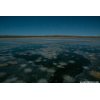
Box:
0;35;100;38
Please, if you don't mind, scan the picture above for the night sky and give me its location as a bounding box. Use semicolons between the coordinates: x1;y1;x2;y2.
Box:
0;16;100;36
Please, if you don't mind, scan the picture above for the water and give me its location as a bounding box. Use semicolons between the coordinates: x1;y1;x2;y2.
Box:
0;38;100;83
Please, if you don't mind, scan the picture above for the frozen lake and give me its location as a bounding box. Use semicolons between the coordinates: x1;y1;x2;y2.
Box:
0;38;100;83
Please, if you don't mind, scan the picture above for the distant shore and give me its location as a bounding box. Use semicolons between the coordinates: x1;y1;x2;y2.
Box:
0;35;100;38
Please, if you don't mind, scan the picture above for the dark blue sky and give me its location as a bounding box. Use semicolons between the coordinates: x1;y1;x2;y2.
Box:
0;16;100;36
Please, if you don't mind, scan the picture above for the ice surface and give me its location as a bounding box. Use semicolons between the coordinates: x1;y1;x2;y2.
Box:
0;38;100;83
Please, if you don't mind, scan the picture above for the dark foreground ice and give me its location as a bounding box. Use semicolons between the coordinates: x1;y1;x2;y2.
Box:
0;38;100;83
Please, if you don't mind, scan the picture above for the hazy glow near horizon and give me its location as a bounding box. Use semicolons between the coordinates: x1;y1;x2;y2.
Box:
0;16;100;36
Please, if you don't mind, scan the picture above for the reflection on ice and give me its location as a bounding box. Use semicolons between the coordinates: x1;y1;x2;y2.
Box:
24;68;32;73
37;79;48;83
63;75;75;83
